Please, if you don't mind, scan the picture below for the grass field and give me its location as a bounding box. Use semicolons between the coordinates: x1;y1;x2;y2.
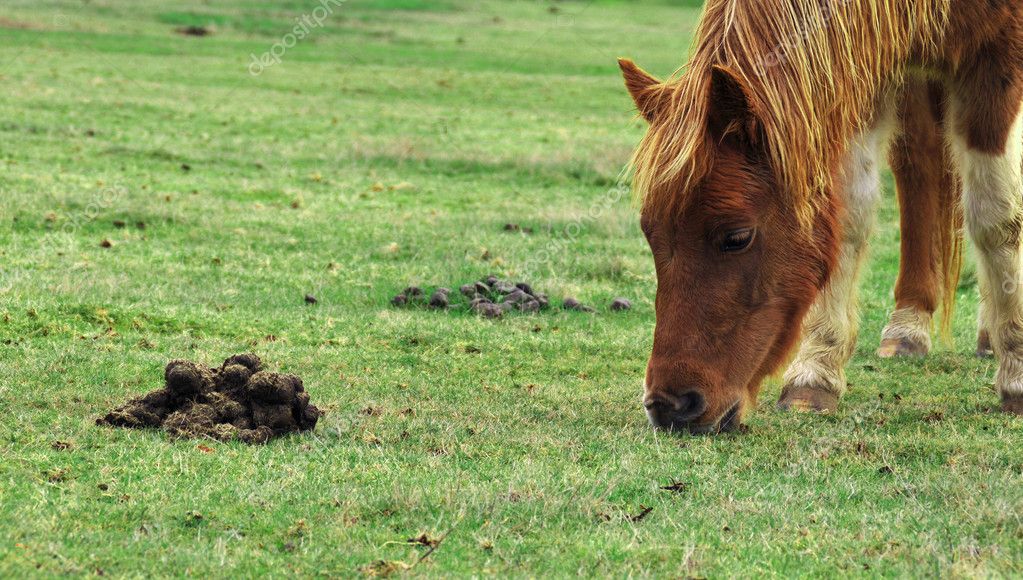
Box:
1;0;1022;576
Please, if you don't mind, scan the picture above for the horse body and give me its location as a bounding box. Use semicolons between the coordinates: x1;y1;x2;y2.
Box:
623;0;1023;431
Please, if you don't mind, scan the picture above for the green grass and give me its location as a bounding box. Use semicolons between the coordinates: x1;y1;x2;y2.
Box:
1;0;1021;577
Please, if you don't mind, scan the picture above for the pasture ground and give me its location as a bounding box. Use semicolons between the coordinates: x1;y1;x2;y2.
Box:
1;0;1021;576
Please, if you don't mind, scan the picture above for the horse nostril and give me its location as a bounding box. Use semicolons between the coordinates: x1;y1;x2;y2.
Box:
645;391;706;430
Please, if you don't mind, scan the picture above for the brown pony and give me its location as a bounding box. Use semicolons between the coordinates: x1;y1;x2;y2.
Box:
620;0;1023;433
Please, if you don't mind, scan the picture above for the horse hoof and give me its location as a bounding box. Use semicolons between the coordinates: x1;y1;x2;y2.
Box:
876;337;928;358
777;386;839;413
976;331;994;359
1003;395;1023;415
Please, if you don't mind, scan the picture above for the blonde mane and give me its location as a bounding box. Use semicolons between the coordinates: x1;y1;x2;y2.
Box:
631;0;952;226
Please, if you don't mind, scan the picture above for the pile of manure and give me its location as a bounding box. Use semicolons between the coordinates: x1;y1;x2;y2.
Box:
97;354;321;444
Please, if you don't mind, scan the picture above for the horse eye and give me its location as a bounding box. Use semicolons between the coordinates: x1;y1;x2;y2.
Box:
720;227;755;253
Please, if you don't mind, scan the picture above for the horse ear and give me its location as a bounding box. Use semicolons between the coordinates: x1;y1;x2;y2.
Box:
707;65;766;148
618;58;665;123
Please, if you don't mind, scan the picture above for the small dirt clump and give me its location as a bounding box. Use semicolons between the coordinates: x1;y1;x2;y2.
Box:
97;354;321;444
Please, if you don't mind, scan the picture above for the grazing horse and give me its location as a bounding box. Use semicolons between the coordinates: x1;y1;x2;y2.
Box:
620;0;1023;433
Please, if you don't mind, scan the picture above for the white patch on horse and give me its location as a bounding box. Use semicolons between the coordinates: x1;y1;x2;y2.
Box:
951;110;1023;397
880;306;933;349
782;110;896;396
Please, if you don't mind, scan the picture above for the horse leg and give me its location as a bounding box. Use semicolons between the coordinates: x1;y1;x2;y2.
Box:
948;60;1023;414
778;111;894;412
976;276;994;358
878;80;947;358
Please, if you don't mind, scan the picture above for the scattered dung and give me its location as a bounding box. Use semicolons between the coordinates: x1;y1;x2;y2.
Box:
492;280;516;294
176;25;213;37
517;299;540;313
563;297;596;313
503;223;534;234
97;354;321;444
395;275;549;318
610;298;632;311
429;293;448;309
470;297;503;319
391;275;627;319
391;286;426;307
429;288;450;309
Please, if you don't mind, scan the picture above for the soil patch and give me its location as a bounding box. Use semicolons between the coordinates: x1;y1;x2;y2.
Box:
97;354;321;444
0;18;38;30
